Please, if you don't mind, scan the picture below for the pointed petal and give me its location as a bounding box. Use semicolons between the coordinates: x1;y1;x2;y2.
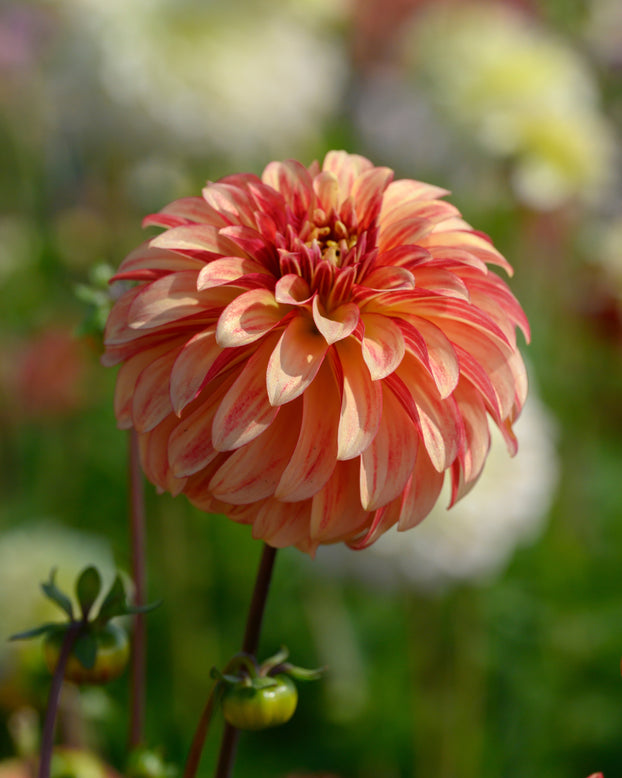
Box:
212;334;280;451
312;296;360;345
209;400;301;504
396;354;464;472
252;498;312;550
114;340;184;428
132;347;181;432
128;272;202;330
335;337;382;460
275;361;340;502
114;243;204;279
216;289;286;348
361;266;416;291
197;257;271;290
351;166;393;229
138;416;187;497
274;274;312;305
312;171;339;213
310;459;369;543
400;315;460;398
167;377;233;477
359;385;418;510
360;313;405;380
266;314;329;406
169;328;221;414
397;449;445;530
150;224;246;257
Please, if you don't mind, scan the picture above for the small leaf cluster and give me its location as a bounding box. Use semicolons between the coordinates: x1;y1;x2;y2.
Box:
10;566;158;679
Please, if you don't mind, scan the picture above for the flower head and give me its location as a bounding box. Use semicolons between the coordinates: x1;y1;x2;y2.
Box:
103;151;529;554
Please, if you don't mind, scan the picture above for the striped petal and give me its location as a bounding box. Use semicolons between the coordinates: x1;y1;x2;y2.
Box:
310;459;369;543
267;314;329;406
212;335;280;451
312;296;360;345
359;384;418;510
209;400;301;504
360;313;405;380
336;337;382;460
216;288;285;348
275;361;340;502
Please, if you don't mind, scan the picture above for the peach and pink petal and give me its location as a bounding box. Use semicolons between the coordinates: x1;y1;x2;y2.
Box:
310;459;369;543
132;347;182;432
397;449;445;531
274;274;312;305
211;334;280;451
167;378;233;477
196;256;272;290
335;338;382;460
266;314;329;406
127;272;205;330
209;400;301;504
381;180;450;217
169;328;221;414
396;354;464;472
399;315;460;398
421;229;513;275
138;417;187;497
150;195;230;228
275;361;340;502
252;498;312;550
114;339;185;428
216;288;285;348
360;313;405;380
150;224;245;258
313;171;340;214
347;498;402;550
322;151;374;197
359;385;418;511
262;159;314;215
351;166;393;230
312;296;360;345
361;266;416;291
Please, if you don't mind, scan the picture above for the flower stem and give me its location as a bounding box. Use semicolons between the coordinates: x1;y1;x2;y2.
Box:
214;543;278;778
183;543;277;778
38;623;81;778
128;430;147;749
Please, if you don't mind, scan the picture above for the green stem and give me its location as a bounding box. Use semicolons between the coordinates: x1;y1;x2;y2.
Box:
128;430;147;748
38;623;82;778
214;543;278;778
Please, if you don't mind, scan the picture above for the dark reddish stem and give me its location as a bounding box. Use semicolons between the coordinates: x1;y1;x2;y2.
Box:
182;543;278;778
214;543;278;778
128;430;147;748
38;623;82;778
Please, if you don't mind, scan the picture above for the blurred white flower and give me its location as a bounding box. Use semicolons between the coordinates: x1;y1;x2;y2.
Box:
315;391;559;593
51;0;347;162
400;2;617;210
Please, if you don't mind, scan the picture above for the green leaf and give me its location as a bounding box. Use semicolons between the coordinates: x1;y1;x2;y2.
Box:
124;599;162;616
278;663;324;682
76;566;102;619
95;574;128;623
9;622;63;641
72;631;98;670
41;569;74;620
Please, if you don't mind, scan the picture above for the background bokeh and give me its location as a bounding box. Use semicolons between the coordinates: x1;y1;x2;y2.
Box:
1;0;622;776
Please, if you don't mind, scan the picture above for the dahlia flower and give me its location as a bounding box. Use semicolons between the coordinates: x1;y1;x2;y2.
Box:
103;151;529;554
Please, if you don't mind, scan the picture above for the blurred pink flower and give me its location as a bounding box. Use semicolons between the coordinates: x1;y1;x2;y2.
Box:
3;327;89;419
103;151;529;554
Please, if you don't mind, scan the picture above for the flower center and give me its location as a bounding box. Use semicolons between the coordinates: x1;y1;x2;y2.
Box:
300;209;358;268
